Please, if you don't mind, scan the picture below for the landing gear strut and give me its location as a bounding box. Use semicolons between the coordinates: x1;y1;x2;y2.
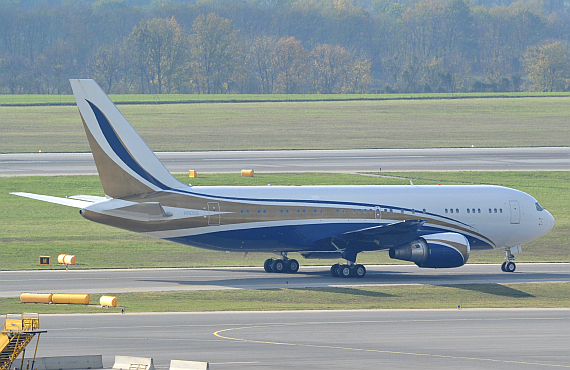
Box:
264;253;299;274
330;262;366;278
501;250;517;273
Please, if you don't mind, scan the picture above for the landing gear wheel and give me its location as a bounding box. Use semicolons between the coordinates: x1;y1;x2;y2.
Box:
501;261;507;272
353;264;366;278
339;265;352;278
264;258;274;273
287;259;299;273
271;259;286;273
505;261;516;272
330;263;340;277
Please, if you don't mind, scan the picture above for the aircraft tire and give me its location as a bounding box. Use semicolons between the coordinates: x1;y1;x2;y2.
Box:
505;261;516;272
500;261;507;272
353;264;366;278
330;263;340;277
287;259;300;273
339;265;352;278
264;258;274;273
271;259;286;273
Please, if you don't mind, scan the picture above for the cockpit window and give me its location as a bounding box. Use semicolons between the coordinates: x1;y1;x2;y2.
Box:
535;202;544;212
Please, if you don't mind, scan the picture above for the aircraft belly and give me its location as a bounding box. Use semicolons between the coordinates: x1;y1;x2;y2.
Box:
165;222;379;252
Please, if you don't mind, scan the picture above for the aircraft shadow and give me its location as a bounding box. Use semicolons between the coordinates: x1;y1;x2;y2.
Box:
443;283;535;298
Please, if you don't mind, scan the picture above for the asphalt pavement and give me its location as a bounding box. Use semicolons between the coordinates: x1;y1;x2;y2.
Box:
1;147;568;176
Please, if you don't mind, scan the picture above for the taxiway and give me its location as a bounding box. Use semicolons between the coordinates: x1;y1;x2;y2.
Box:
1;147;568;176
34;308;570;369
1;263;568;298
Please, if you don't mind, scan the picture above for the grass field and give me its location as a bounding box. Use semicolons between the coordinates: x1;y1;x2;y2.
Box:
1;283;568;314
1;171;567;271
1;97;569;153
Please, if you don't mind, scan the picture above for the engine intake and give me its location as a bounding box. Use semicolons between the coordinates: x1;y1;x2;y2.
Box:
389;232;470;268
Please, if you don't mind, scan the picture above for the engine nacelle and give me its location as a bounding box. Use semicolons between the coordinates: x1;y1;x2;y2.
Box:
389;232;470;268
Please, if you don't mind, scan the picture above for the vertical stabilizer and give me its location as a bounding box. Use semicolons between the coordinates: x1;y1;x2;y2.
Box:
70;79;184;198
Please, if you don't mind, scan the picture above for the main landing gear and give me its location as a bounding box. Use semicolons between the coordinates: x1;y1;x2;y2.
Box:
264;253;300;274
501;249;517;273
330;262;366;278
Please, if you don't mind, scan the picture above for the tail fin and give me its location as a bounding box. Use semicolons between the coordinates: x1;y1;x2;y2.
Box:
70;79;184;198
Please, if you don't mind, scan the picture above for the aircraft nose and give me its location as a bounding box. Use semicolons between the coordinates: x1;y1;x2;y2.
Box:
544;210;555;231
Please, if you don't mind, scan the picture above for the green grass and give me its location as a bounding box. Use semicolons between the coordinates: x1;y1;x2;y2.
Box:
1;97;569;153
1;283;568;314
1;171;567;271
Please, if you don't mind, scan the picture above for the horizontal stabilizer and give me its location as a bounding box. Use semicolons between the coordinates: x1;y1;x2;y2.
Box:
100;202;173;222
67;195;108;202
10;192;98;208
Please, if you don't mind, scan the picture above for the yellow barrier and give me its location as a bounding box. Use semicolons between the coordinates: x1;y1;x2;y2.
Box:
100;296;118;307
51;294;90;305
189;170;197;178
58;254;76;265
20;293;53;304
241;169;254;177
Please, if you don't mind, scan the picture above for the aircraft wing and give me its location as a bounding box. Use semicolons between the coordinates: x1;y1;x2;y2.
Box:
334;219;426;248
10;192;103;208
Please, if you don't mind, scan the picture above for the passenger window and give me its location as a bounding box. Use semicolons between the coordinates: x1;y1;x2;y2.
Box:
450;209;453;213
467;209;470;213
445;209;448;213
456;208;459;213
494;208;497;213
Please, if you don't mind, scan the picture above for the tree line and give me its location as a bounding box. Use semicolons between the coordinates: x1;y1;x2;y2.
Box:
1;0;569;95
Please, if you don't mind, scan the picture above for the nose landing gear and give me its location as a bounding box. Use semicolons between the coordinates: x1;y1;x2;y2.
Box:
501;249;517;272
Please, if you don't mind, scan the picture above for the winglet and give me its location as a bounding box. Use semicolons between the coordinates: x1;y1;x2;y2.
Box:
70;79;184;198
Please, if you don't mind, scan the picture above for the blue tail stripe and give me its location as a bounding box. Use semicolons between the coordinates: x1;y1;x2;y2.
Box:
86;100;170;191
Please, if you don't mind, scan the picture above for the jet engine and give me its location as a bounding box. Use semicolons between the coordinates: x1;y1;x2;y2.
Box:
389;232;470;268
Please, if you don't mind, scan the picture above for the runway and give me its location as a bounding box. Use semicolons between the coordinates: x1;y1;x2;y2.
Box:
1;263;568;298
34;309;570;369
1;147;568;176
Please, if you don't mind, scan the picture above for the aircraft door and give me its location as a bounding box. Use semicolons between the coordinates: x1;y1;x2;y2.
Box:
208;202;221;225
509;200;520;224
375;206;381;219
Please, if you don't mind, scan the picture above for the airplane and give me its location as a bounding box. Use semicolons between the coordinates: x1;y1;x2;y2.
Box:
11;79;555;278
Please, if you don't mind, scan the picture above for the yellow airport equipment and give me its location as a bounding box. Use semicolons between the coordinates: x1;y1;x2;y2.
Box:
189;170;197;178
0;314;45;370
38;256;51;266
100;296;118;307
51;294;90;305
20;293;53;304
57;254;76;265
241;169;254;177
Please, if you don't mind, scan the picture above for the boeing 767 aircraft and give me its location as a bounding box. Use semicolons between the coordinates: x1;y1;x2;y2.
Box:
11;79;555;277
